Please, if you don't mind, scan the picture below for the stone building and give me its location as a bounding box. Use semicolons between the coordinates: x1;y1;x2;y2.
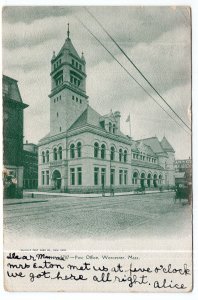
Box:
3;75;28;198
38;28;175;193
23;142;38;189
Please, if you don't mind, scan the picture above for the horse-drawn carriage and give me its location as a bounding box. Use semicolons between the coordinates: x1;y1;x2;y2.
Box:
174;183;192;205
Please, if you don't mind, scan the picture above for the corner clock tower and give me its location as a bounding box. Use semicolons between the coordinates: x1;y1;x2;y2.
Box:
49;24;88;136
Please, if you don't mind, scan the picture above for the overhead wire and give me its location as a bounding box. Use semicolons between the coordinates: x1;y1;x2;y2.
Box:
84;7;191;132
75;16;191;136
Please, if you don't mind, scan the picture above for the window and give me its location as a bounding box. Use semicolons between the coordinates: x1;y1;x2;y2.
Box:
79;65;82;71
70;144;75;159
112;124;116;134
58;146;62;160
101;168;106;186
42;151;45;163
46;170;49;185
77;142;82;158
72;59;74;65
109;122;112;133
119;149;123;162
110;146;115;161
53;148;57;160
72;95;74;100
76;97;78;102
94;142;99;158
110;169;115;185
124;150;127;163
124;170;127;185
70;168;75;185
80;99;82;104
119;170;123;185
76;62;78;68
77;167;82;185
132;172;138;184
59;95;61;100
42;171;45;185
94;167;99;185
101;144;106;159
57;112;59;117
46;150;49;162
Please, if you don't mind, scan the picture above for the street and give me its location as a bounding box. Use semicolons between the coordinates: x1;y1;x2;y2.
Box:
3;192;191;240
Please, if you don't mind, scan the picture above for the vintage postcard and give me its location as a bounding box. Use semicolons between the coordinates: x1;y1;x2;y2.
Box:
2;6;192;292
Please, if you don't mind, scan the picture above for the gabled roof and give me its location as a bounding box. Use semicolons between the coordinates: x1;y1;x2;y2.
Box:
138;137;167;155
68;105;104;131
160;136;175;153
57;37;81;60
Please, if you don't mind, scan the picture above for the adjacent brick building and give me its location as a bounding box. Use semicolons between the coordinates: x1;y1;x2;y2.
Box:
3;75;28;198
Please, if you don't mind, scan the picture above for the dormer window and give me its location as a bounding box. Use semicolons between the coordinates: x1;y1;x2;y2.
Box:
109;122;112;133
112;124;116;134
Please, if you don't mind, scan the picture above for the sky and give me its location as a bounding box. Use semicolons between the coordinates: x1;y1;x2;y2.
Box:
2;6;192;159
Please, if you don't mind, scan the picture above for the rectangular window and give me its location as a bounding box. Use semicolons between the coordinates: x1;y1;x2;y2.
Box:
42;171;45;185
119;170;123;185
94;167;99;185
124;170;127;185
72;59;74;65
110;169;115;186
77;167;82;185
72;95;74;100
46;170;49;185
70;168;75;185
101;168;106;186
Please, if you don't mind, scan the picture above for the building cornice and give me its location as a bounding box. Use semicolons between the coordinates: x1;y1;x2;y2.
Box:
49;82;88;99
38;124;132;147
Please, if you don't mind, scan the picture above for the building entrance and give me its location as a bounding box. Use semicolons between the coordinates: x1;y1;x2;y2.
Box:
52;170;61;189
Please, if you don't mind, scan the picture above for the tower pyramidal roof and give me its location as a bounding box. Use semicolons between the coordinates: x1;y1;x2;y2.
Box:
56;23;81;60
160;136;175;152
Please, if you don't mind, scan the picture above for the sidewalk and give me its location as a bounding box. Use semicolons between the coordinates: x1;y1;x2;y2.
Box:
23;189;172;199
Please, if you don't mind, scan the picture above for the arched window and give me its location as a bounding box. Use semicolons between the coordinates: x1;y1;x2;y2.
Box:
46;150;49;162
123;150;127;162
101;144;106;159
42;151;45;163
77;142;82;158
112;124;116;134
153;174;158;187
119;149;123;162
110;146;115;161
109;122;112;133
58;146;62;160
140;173;145;188
94;142;99;158
70;144;75;159
132;172;138;184
53;148;57;161
147;173;151;187
159;174;162;185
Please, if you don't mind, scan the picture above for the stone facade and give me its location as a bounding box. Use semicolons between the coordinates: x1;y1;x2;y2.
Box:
38;29;175;193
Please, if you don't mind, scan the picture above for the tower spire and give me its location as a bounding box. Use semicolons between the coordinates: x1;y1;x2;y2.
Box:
67;23;70;39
